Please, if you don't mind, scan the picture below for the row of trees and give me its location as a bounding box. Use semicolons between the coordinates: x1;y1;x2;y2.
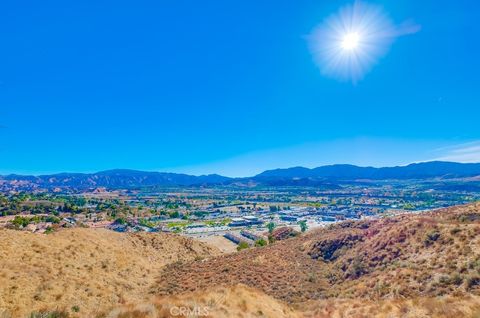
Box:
238;220;309;251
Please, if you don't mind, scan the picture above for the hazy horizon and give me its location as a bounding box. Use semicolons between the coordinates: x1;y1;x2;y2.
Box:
2;158;480;178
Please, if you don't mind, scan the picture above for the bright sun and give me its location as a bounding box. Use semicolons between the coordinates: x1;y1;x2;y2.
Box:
309;2;416;82
341;32;360;50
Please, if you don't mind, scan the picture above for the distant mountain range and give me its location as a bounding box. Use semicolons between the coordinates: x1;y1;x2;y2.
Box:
256;161;480;180
0;169;230;189
1;161;480;190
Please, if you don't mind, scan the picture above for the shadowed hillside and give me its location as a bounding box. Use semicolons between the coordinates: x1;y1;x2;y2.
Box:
145;203;480;317
154;203;480;303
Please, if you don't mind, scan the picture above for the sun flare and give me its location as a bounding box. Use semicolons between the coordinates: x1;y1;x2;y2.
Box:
307;2;415;83
341;32;360;50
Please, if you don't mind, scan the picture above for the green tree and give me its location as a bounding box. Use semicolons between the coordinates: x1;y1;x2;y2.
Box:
168;211;180;218
266;222;276;234
298;220;308;233
114;217;126;225
12;216;30;228
46;216;60;224
269;205;281;212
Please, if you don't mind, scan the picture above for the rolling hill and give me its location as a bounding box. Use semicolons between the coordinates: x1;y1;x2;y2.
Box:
144;202;480;317
0;228;220;317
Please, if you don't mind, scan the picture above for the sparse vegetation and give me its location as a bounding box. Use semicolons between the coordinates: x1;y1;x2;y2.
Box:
255;238;267;247
424;230;441;246
29;310;69;318
266;222;276;234
298;220;308;233
237;241;250;251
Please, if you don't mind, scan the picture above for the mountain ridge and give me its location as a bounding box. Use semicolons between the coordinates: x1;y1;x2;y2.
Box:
257;161;480;180
1;161;480;189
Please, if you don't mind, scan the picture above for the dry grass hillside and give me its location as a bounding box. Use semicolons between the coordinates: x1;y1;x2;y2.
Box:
2;202;480;318
107;284;302;318
300;295;480;318
105;286;480;318
150;202;480;316
0;228;220;317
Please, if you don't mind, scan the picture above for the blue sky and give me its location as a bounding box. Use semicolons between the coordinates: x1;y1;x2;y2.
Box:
1;0;479;177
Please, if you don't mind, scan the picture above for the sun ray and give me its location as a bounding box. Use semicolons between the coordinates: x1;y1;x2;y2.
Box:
308;2;399;83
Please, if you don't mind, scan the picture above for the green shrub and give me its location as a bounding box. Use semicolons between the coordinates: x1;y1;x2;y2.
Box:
254;238;267;247
114;217;126;225
237;241;250;251
11;216;31;228
45;216;60;224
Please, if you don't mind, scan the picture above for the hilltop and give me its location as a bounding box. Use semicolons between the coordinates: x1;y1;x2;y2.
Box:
0;228;220;317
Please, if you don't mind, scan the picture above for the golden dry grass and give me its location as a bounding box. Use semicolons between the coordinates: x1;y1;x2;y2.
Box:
104;286;480;318
105;284;301;318
300;294;480;318
0;228;220;317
